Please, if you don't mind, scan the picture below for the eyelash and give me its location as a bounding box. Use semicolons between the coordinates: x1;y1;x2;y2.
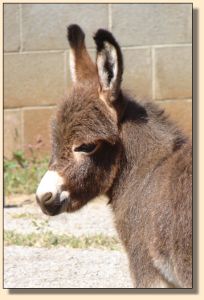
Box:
74;143;97;154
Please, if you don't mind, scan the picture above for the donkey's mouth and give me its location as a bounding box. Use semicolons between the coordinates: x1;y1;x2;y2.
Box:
36;191;71;216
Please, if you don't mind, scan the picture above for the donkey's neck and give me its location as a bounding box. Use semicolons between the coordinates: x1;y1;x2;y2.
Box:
107;97;186;204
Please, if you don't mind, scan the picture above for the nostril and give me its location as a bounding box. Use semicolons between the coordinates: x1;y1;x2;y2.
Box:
41;192;53;205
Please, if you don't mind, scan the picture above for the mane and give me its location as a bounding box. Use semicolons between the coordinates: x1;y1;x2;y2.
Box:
121;92;188;153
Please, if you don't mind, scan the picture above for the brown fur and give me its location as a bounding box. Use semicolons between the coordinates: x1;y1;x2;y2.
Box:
36;25;192;288
67;25;97;82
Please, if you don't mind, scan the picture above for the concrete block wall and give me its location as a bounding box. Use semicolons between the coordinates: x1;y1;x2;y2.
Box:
4;3;192;159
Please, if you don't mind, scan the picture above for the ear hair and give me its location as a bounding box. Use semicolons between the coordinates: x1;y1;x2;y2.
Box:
97;42;118;89
94;29;123;102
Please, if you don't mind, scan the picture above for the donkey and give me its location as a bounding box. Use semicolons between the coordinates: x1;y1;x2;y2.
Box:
36;24;192;288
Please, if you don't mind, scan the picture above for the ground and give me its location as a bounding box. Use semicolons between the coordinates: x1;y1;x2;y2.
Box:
4;195;132;288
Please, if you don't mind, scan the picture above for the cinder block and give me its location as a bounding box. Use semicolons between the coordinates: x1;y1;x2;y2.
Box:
23;107;56;157
4;52;65;108
65;48;152;99
4;109;22;159
21;4;108;51
122;48;152;99
155;46;192;100
4;4;20;52
112;4;192;46
158;100;192;137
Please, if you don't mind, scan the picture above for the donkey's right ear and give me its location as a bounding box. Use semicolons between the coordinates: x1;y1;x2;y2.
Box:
94;29;123;104
67;24;97;83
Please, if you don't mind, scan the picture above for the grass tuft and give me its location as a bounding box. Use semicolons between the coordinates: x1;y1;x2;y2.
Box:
4;230;121;250
10;213;38;220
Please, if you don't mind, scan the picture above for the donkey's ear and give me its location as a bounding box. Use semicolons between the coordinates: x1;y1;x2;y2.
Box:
67;24;97;83
94;29;123;103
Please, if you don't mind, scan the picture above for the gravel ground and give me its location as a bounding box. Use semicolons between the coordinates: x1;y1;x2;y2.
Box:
4;195;133;288
4;195;118;237
4;246;132;288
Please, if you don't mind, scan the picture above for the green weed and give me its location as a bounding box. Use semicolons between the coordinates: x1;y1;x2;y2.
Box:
10;213;38;220
4;151;49;196
4;230;121;250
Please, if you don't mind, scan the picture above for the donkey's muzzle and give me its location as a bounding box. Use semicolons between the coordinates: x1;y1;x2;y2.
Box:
36;192;62;216
36;170;69;216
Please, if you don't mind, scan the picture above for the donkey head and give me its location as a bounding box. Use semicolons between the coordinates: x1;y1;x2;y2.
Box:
36;25;125;216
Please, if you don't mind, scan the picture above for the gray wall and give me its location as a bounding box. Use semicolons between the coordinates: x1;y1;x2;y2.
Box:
4;3;192;158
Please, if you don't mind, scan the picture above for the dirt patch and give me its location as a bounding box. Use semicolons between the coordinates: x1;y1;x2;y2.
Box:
4;195;132;288
4;246;132;288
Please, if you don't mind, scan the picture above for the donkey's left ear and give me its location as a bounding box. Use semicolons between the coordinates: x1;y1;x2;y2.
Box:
67;24;97;84
94;29;123;104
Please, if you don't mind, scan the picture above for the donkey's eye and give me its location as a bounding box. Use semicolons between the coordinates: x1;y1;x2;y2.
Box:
74;143;97;154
